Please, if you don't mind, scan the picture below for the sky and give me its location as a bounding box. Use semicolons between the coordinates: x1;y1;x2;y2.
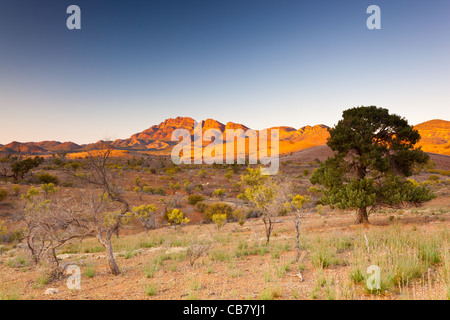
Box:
0;0;449;144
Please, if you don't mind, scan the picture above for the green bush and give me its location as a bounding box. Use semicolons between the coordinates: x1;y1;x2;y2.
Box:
188;194;204;205
212;188;226;198
196;202;208;214
38;173;59;185
142;186;166;195
0;188;8;202
203;203;234;222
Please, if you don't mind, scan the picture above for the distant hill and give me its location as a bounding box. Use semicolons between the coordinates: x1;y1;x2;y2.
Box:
414;120;450;156
0;117;449;157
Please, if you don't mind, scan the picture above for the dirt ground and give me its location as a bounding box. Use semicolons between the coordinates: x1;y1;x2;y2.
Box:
0;148;449;300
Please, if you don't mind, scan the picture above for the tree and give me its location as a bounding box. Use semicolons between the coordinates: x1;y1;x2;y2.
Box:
11;157;44;181
131;204;158;231
311;106;435;224
64;142;131;275
17;187;90;276
242;168;282;244
283;191;309;262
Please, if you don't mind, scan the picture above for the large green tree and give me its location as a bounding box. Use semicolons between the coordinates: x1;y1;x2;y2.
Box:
311;106;435;224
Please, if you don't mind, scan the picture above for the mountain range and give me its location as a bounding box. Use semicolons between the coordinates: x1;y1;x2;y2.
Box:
1;118;449;156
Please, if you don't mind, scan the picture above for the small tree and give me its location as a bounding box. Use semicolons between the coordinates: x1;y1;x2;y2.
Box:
198;169;208;182
131;204;158;231
311;106;435;224
17;187;89;276
283;192;309;261
169;182;181;195
11;157;44;181
242;168;281;244
41;183;59;199
183;179;194;195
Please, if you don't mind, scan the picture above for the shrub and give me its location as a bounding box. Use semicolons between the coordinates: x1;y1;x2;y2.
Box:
203;203;234;222
316;204;325;216
212;188;226;198
0;220;5;236
0;188;8;202
144;283;158;296
232;209;246;225
188;194;204;205
38;173;59;185
428;175;440;182
12;185;20;196
225;172;233;181
245;209;262;219
84;264;96;278
143;186;166;195
195;202;209;214
212;213;227;229
167;209;190;225
41;183;59;196
186;244;211;266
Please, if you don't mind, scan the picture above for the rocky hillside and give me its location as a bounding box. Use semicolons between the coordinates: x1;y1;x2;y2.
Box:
1;118;448;156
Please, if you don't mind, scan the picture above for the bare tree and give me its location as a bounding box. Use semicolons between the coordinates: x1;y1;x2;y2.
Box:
17;188;90;277
277;180;309;262
63;142;130;275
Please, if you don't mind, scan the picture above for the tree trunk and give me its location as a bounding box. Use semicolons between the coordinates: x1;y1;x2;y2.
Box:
294;216;301;262
356;207;370;224
97;234;120;275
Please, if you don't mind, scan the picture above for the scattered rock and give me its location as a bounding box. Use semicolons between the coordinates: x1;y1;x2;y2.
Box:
44;288;59;295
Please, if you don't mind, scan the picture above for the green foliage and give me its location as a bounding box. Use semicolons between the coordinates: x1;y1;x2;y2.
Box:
38;173;59;185
21;186;40;201
197;169;208;179
12;185;20;196
131;204;157;220
11;157;44;180
183;180;193;194
310;106;435;222
225;172;233;181
169;182;181;193
188;194;204;205
212;213;227;229
84;264;96;278
0;220;5;236
241;167;267;187
167;209;190;225
288;195;309;210
0;188;8;202
212;188;226;198
144;283;159;296
40;183;59;196
195;202;208;214
203;203;234;222
134;177;142;187
142;186;166;195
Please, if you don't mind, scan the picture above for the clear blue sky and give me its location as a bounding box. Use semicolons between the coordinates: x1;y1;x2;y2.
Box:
0;0;449;144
